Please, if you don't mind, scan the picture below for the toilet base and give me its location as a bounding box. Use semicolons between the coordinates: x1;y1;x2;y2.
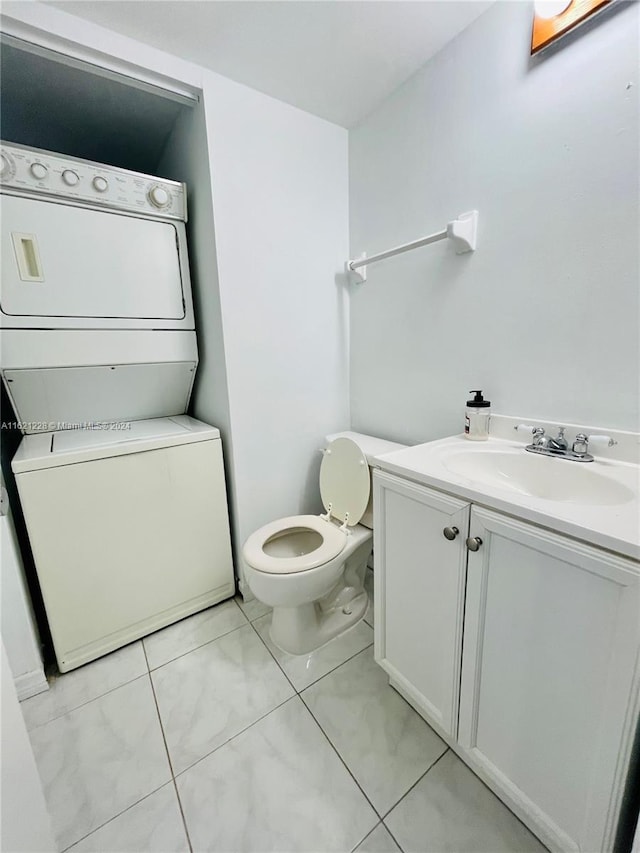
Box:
269;590;368;655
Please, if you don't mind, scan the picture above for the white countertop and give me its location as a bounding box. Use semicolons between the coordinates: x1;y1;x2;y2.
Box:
374;434;640;561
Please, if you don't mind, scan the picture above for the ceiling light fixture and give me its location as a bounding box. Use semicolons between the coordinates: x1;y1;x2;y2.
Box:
531;0;612;54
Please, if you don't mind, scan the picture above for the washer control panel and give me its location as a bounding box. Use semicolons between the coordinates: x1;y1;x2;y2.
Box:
0;142;187;221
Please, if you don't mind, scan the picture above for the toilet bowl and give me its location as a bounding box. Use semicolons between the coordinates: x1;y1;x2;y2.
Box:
242;432;406;655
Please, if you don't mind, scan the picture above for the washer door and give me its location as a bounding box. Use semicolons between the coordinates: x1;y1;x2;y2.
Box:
319;438;370;526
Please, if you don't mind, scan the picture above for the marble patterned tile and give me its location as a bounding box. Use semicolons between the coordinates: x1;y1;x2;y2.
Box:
21;642;147;731
143;599;247;670
29;676;171;851
177;696;378;853
253;613;373;692
364;567;374;628
353;823;401;853
234;593;271;622
68;784;188;853
303;647;447;814
152;624;294;774
385;750;548;853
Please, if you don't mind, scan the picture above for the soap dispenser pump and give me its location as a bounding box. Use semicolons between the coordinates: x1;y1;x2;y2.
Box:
465;390;491;441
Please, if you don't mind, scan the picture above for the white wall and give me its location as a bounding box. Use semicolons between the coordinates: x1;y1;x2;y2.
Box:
202;74;350;579
1;641;54;852
349;1;639;445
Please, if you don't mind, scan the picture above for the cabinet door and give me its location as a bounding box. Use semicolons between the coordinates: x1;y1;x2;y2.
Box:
373;470;470;736
459;506;640;853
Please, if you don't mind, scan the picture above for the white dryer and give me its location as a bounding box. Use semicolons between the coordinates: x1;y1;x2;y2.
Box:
0;141;197;432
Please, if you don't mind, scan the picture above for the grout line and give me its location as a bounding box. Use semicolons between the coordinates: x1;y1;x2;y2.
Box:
170;776;193;853
246;617;298;693
141;636;151;673
349;821;384;853
27;602;247;732
145;672;177;778
230;596;252;624
145;672;193;853
298;697;382;821
249;611;375;695
249;614;300;696
173;694;297;780
381;819;405;853
25;666;149;734
381;747;450;821
146;620;249;673
234;597;271;624
349;820;404;853
60;782;169;852
298;641;374;693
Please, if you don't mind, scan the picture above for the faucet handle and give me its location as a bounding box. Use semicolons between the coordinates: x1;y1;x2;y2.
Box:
572;433;589;455
572;433;617;456
586;434;617;449
514;424;540;435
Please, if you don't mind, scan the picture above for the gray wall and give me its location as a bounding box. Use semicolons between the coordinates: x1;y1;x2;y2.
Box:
349;1;639;445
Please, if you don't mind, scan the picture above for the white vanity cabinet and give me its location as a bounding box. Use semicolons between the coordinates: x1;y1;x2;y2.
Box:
373;471;470;737
373;470;640;853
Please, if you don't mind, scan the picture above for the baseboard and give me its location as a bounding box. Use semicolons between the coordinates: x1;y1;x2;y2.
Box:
237;574;255;602
16;668;49;701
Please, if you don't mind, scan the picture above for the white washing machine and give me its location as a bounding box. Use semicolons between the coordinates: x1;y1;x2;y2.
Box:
1;144;235;671
12;417;235;672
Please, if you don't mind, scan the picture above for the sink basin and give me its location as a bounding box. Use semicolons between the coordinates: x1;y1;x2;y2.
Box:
442;450;635;505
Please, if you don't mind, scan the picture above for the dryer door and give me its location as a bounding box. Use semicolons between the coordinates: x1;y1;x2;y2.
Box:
1;195;185;323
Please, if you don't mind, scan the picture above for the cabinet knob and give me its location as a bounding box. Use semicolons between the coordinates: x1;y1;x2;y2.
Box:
443;526;459;541
466;536;483;552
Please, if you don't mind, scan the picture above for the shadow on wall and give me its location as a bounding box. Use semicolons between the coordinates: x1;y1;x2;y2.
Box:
1;385;55;666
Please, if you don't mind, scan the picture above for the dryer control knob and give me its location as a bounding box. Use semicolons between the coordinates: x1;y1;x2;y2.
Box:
30;162;48;180
148;185;170;208
62;169;80;186
92;176;108;192
0;152;15;181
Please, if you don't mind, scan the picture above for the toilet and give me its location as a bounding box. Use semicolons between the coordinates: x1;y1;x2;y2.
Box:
242;431;406;655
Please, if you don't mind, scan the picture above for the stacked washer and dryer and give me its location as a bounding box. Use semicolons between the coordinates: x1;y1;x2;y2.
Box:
0;141;234;672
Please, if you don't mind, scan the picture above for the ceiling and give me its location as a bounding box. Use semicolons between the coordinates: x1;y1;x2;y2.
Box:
46;1;493;127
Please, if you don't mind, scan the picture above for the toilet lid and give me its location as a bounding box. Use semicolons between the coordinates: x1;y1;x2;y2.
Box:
319;437;370;526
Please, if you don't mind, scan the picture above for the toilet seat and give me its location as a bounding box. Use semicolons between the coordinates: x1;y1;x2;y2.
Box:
243;514;347;575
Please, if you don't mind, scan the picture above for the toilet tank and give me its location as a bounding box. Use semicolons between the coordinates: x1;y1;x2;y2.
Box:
325;431;408;529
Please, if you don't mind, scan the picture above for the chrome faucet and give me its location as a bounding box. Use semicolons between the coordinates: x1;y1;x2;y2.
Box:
529;426;567;452
546;426;568;452
514;424;616;463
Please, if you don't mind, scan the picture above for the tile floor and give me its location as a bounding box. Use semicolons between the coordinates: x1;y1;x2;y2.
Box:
21;569;547;853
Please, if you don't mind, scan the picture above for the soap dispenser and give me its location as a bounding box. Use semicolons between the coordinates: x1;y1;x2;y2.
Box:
465;390;491;441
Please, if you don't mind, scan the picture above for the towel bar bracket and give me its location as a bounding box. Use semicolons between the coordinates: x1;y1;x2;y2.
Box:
346;209;478;284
